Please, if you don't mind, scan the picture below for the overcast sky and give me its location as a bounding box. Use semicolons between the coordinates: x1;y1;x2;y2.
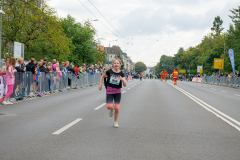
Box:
47;0;239;66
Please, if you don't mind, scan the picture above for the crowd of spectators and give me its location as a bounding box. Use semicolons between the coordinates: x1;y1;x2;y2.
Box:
0;57;104;105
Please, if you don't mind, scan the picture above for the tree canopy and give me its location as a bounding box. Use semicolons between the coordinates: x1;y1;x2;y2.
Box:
1;1;100;65
135;62;147;73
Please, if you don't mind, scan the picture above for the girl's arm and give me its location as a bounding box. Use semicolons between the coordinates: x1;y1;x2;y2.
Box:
8;66;13;78
119;76;126;87
98;73;107;91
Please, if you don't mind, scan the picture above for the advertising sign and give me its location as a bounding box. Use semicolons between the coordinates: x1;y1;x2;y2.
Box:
214;58;224;69
179;70;186;73
14;41;24;60
228;49;235;75
197;66;202;73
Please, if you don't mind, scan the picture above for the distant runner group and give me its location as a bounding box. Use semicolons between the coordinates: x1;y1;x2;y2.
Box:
160;68;179;85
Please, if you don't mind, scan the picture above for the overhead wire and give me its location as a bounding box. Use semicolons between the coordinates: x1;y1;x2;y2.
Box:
76;0;118;40
75;0;139;60
88;0;129;44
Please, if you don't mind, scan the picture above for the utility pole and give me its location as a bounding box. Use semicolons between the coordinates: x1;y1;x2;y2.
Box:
0;6;5;67
223;40;225;75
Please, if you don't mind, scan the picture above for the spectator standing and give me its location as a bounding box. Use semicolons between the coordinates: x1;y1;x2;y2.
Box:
15;57;25;97
47;62;53;92
1;58;10;73
2;57;16;105
25;58;35;97
68;64;77;88
74;65;80;77
39;61;49;95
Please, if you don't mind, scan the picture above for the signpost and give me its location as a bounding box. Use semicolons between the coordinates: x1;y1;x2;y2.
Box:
179;70;186;73
197;66;202;73
14;41;24;60
214;58;224;69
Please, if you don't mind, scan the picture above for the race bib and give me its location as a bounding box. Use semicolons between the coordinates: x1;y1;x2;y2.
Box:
109;75;120;85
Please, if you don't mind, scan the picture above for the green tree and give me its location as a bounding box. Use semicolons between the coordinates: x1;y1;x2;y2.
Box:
96;47;107;66
228;6;240;71
61;15;97;64
211;16;224;37
1;0;71;61
135;62;147;73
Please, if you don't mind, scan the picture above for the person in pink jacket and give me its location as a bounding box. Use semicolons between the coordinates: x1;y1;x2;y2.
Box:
2;57;16;105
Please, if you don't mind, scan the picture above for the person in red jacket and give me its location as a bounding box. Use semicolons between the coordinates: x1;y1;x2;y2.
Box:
172;68;179;85
160;71;164;81
164;70;168;82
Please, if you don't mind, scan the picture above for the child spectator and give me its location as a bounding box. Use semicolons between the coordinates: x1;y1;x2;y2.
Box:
2;57;16;105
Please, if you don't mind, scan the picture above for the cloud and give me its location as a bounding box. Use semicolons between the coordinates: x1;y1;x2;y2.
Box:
47;0;239;66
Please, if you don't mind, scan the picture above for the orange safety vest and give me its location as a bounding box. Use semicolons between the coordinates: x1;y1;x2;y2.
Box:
164;71;168;77
172;70;178;78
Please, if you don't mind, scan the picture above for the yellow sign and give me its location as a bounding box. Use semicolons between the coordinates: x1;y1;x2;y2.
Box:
200;69;203;73
179;70;186;73
214;58;224;69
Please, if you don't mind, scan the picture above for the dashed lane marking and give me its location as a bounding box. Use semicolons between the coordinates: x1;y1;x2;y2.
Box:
221;91;228;93
94;103;106;110
122;91;126;93
234;94;240;96
52;118;82;135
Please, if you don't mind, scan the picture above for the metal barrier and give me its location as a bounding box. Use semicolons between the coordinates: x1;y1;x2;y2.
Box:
1;72;101;101
202;76;240;87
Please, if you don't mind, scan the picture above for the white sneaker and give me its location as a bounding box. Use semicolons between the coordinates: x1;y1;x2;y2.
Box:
113;121;119;128
7;101;13;105
109;109;113;117
2;101;7;105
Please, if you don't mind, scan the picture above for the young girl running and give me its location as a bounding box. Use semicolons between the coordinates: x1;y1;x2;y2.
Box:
98;59;126;128
2;57;16;105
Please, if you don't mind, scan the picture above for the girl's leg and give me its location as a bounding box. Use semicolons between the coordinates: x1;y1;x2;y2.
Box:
4;84;14;102
106;94;114;110
113;93;121;122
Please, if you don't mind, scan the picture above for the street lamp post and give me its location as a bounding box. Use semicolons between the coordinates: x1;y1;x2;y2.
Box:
108;39;117;66
0;6;5;67
223;40;225;74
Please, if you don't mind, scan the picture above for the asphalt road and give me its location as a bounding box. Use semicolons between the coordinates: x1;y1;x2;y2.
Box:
0;79;240;160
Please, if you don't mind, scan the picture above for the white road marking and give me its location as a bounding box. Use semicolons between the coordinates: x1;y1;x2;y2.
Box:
52;118;82;135
94;103;106;110
132;86;134;88
211;88;216;90
167;82;240;132
122;91;126;93
128;88;131;89
234;94;240;96
221;91;228;93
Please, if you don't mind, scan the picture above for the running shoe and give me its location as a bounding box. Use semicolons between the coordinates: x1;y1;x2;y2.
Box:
37;94;42;97
109;109;113;117
2;101;7;105
113;121;119;128
6;101;13;105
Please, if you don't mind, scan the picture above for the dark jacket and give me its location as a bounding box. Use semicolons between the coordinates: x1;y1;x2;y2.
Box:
26;62;35;74
16;64;25;73
39;66;49;73
68;68;77;76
